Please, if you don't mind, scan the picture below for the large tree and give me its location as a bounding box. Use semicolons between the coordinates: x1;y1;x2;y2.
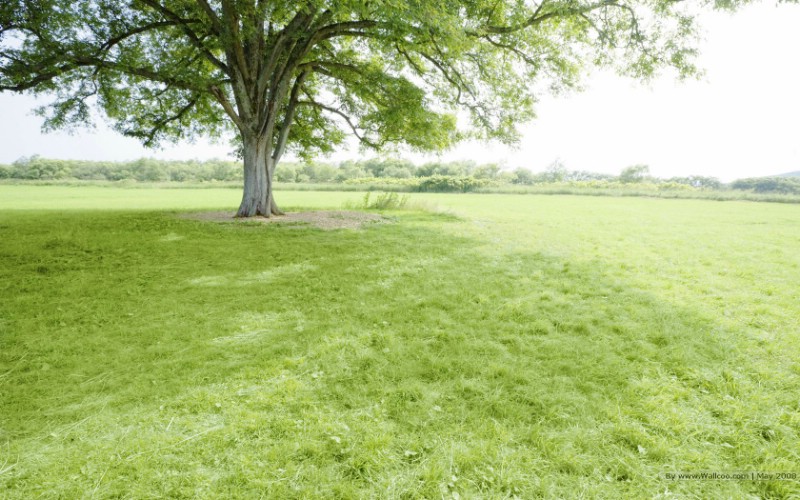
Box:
0;1;792;216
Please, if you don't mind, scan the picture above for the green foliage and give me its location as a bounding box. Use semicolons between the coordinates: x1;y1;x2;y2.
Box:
2;190;800;497
3;1;785;163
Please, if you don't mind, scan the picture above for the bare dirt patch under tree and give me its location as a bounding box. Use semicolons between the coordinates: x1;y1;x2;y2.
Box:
182;210;387;230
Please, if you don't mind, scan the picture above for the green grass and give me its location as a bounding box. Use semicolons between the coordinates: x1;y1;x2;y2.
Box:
1;186;799;498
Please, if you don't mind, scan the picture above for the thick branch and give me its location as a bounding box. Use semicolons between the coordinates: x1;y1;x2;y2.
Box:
297;60;365;78
272;69;310;163
315;20;379;40
210;85;245;131
220;0;251;83
257;9;325;137
259;8;314;96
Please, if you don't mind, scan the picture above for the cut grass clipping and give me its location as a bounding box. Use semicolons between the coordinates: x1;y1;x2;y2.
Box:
1;187;799;498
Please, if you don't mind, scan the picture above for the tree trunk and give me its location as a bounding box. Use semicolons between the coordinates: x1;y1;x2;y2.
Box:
235;135;286;218
236;134;285;218
237;134;270;217
236;119;288;217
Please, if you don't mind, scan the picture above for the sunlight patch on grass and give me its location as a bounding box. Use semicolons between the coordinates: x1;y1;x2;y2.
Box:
187;263;318;288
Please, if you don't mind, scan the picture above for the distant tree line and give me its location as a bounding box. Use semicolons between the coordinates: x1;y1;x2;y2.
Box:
730;177;800;195
2;155;798;194
0;156;242;182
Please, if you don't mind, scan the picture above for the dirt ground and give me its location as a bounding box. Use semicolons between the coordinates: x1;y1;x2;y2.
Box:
181;210;387;230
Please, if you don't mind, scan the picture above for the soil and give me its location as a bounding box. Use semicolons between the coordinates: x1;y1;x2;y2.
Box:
181;210;388;230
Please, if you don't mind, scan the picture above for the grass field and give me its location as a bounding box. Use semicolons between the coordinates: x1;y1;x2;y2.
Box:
1;185;799;498
6;178;800;204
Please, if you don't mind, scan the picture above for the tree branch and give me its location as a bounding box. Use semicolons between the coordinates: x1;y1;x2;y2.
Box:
136;0;229;74
194;0;223;34
220;0;251;83
482;0;615;34
272;69;310;163
297;60;365;77
298;97;379;149
210;84;245;131
98;20;183;53
314;20;380;40
260;8;314;96
481;36;539;66
136;95;200;147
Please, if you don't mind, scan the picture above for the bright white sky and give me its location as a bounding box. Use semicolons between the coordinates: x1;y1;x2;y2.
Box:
1;2;799;181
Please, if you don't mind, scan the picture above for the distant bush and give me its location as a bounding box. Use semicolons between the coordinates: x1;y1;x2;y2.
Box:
416;175;488;193
665;176;723;190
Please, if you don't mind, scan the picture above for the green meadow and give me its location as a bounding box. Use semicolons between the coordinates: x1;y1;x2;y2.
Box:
1;185;799;498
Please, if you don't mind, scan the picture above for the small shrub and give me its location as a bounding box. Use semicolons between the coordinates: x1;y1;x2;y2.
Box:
361;191;409;210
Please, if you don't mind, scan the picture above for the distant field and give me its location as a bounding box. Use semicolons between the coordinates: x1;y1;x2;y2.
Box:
1;185;799;498
5;179;800;203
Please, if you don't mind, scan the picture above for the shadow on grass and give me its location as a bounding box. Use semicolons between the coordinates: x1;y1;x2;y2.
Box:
0;209;795;498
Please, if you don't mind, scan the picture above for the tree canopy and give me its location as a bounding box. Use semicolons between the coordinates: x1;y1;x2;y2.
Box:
1;0;794;216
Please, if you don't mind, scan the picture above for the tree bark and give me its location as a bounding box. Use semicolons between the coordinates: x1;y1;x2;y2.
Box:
269;195;284;215
267;158;284;215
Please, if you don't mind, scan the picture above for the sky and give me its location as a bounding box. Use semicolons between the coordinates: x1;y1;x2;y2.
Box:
1;2;799;182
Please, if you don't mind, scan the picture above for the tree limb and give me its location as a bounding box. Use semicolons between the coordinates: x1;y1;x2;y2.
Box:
136;95;200;146
220;0;251;83
315;20;380;40
482;0;615;34
259;8;315;96
210;84;245;131
98;20;184;53
194;0;222;34
298;97;379;149
136;0;229;74
272;69;310;163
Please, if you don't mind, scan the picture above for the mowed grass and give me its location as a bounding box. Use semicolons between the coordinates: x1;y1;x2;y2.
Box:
1;185;800;498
